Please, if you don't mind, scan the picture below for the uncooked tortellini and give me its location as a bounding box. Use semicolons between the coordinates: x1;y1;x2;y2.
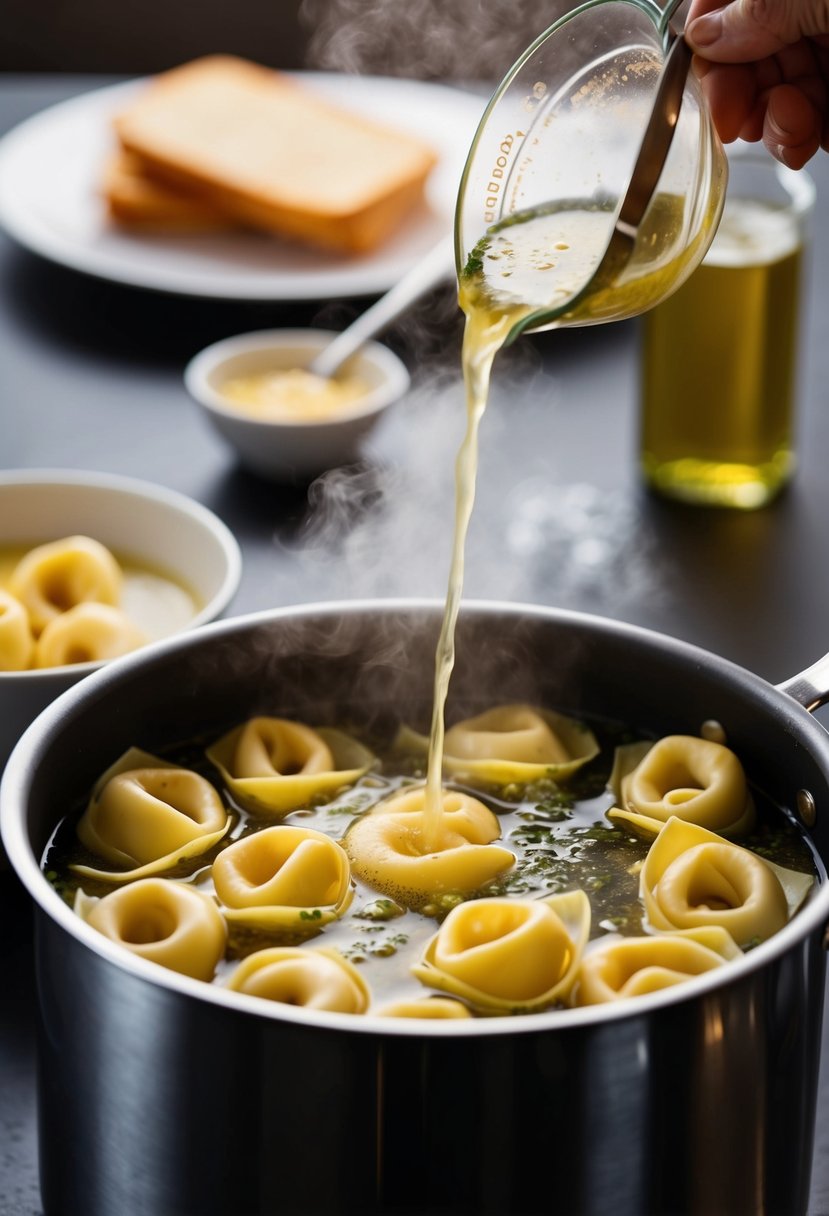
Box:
344;787;514;907
211;825;353;928
76;879;227;981
412;890;590;1013
397;703;599;785
640;818;813;946
207;717;374;814
0;589;34;671
73;747;231;882
34;602;147;668
575;926;742;1005
227;946;369;1013
608;735;755;838
9;534;122;636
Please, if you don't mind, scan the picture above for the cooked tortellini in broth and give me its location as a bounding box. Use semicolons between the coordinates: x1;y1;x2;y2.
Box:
212;825;352;928
398;703;599;785
412;890;591;1013
207;717;374;814
9;534;121;635
375;997;473;1019
575;927;742;1004
73;748;231;881
76;879;227;982
608;735;755;838
344;787;515;907
640;818;813;946
227;947;369;1013
0;589;34;671
34;602;147;668
234;717;334;777
48;713;818;1019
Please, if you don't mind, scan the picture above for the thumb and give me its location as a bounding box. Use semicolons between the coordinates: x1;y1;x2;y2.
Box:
686;0;800;61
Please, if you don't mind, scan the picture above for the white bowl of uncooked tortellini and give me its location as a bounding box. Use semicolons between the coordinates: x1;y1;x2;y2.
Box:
0;469;241;783
184;328;410;482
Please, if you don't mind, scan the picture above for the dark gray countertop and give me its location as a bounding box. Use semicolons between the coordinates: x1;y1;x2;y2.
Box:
3;75;829;1216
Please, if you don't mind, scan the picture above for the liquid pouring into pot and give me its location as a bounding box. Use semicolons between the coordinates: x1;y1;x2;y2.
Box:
422;0;725;843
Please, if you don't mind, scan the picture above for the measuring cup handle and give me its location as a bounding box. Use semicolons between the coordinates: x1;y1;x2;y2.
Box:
658;0;689;42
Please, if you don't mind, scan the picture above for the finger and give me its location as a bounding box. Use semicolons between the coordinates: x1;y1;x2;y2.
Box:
686;0;734;21
687;0;791;62
772;37;823;83
740;94;769;140
763;82;822;164
697;61;762;139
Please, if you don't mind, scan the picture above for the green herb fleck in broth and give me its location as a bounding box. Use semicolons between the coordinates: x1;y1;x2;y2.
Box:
462;234;491;278
355;898;405;922
421;892;466;918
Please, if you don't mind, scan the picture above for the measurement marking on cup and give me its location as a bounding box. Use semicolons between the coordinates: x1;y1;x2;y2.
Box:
523;81;548;112
483;132;524;223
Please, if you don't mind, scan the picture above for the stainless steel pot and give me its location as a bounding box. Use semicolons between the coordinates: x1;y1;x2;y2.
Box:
3;600;829;1216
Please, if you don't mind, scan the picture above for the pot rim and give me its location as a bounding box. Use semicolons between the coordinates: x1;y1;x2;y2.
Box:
4;597;829;1037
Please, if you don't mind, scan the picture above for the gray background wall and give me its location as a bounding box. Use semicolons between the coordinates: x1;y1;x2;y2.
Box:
0;0;574;81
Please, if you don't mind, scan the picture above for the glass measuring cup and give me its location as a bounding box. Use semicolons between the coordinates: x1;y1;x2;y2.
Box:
454;0;727;344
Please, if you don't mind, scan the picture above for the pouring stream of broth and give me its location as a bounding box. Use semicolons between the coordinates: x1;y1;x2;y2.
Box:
421;198;718;846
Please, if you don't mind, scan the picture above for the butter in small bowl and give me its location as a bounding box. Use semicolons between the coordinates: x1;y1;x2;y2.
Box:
220;366;370;422
185;329;410;480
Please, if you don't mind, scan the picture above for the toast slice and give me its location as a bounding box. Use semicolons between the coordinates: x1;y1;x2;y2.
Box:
113;56;438;253
102;149;236;230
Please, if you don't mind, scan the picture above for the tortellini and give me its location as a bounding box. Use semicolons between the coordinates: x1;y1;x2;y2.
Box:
227;946;369;1013
608;735;755;838
206;717;374;814
344;787;514;907
397;703;599;785
73;747;231;882
574;927;742;1005
76;878;227;982
0;534;155;671
640;818;813;946
0;589;34;671
34;602;147;668
211;825;353;928
412;890;591;1014
375;997;472;1019
9;534;122;635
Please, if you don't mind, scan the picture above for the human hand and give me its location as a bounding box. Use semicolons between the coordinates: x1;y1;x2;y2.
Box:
685;0;829;167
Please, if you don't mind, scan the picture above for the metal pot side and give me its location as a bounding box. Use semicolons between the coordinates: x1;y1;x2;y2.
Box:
5;601;829;1216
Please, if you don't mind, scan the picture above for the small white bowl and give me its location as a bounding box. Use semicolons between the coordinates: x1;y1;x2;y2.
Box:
184;328;410;480
0;469;242;784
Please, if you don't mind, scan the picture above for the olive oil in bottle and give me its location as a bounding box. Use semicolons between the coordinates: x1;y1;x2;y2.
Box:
640;185;809;510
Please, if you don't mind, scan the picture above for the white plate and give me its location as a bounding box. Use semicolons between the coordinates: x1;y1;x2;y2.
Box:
0;73;485;300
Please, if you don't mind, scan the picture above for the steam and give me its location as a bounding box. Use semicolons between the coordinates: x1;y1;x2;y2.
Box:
227;308;663;728
298;0;576;82
276;344;661;618
283;2;662;616
287;376;464;601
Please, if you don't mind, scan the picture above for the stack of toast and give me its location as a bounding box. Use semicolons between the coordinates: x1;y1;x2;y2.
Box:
103;55;438;254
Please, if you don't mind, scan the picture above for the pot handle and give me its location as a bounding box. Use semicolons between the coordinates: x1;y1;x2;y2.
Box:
776;654;829;712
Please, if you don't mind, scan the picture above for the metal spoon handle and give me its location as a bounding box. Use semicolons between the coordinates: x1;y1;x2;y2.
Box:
615;34;692;241
309;233;455;379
